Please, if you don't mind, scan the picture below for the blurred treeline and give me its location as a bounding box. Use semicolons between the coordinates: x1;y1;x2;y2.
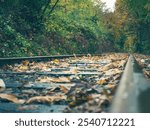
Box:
0;0;149;57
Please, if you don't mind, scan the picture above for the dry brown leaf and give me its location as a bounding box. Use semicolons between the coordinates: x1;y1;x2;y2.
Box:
26;95;66;104
102;63;114;71
0;94;25;104
60;63;70;68
70;68;78;74
36;77;58;83
105;69;122;76
97;79;107;85
144;70;150;78
37;76;70;83
59;77;70;82
118;60;126;68
22;60;30;66
106;84;116;89
60;85;69;93
26;96;52;104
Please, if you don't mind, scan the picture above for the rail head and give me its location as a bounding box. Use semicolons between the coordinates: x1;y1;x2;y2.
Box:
111;55;150;113
0;54;101;66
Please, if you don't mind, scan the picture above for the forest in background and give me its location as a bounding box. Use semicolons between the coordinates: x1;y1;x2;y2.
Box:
0;0;149;57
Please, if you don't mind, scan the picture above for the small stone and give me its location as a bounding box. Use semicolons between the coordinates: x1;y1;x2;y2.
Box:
24;82;34;88
22;89;37;95
0;79;5;88
141;59;145;63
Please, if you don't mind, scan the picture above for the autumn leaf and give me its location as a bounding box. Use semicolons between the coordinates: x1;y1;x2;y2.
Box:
60;85;69;94
105;69;122;76
36;76;70;83
26;95;66;104
19;65;29;70
97;79;107;85
106;84;116;89
53;59;60;65
59;77;70;83
102;63;114;71
0;94;25;104
143;70;150;78
70;68;78;74
26;96;52;104
22;60;30;66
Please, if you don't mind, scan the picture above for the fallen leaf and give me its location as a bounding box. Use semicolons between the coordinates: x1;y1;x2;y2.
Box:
102;63;114;71
19;65;29;70
0;94;25;104
60;85;69;94
60;62;70;68
22;60;30;66
118;60;126;68
59;77;70;83
53;59;60;64
26;95;66;104
67;88;91;107
70;68;78;74
113;74;121;80
106;84;116;89
97;79;107;85
36;76;70;83
143;70;150;78
105;69;122;76
26;96;52;104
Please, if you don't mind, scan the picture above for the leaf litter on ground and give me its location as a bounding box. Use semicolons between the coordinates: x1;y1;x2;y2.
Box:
0;53;129;112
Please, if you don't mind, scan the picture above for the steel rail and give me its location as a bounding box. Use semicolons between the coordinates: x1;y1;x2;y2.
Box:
110;55;150;113
0;54;103;66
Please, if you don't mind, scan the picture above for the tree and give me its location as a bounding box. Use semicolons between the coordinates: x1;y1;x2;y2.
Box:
110;0;150;53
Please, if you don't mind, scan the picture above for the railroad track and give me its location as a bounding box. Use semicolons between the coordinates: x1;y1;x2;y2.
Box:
0;53;150;113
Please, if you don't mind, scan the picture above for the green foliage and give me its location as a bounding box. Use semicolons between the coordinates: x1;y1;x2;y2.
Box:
112;0;150;54
0;16;32;57
1;0;149;57
0;0;116;57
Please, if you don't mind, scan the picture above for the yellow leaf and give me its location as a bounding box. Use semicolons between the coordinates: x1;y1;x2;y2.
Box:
97;79;107;85
22;60;30;66
19;65;28;70
53;59;59;64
